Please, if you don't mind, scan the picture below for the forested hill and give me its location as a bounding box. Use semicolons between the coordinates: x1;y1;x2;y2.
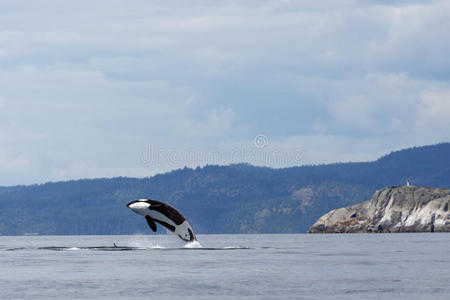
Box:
0;143;449;235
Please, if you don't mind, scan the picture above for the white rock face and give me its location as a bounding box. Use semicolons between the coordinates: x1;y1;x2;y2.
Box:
308;186;450;233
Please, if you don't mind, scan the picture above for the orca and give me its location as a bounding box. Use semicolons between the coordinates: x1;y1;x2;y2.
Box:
127;199;196;242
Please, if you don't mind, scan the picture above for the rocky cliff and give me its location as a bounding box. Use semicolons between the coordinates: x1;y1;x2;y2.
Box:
308;186;450;233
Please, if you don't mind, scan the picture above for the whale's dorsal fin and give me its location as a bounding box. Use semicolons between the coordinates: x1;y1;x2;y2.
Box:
145;215;157;232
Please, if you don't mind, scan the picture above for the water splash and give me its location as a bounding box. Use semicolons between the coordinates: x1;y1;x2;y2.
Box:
184;240;203;248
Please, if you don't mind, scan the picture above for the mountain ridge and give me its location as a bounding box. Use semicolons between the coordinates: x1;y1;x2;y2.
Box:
0;142;449;235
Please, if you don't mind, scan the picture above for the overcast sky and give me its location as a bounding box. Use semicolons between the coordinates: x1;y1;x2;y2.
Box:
1;0;449;185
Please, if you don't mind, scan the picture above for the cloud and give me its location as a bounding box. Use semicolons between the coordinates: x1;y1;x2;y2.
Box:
417;90;450;137
0;0;449;185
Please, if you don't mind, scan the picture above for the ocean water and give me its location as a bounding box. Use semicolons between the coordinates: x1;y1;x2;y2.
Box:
0;234;449;299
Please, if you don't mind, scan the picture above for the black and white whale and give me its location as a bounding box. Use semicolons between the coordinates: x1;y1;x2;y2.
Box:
127;199;196;242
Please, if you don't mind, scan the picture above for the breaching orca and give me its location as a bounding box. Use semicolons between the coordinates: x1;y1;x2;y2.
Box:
127;199;196;242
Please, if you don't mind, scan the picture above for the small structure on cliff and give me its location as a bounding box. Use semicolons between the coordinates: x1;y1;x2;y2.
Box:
308;186;450;233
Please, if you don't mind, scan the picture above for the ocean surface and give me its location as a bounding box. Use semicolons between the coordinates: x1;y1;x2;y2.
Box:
0;233;449;299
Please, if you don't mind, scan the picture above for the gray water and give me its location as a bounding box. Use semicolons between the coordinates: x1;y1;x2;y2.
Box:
0;234;449;299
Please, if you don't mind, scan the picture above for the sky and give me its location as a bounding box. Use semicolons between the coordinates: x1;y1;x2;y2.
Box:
1;0;450;185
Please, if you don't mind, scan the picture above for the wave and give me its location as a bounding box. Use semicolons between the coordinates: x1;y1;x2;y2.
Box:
5;244;257;252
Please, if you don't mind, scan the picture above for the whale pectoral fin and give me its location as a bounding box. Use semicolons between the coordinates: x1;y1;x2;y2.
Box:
145;216;157;232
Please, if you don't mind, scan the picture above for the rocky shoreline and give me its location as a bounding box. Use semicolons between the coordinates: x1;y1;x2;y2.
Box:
308;186;450;233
